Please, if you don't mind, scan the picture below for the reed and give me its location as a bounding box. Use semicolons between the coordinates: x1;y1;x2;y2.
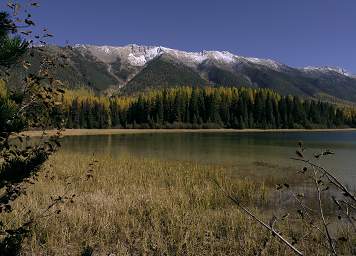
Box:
1;151;351;255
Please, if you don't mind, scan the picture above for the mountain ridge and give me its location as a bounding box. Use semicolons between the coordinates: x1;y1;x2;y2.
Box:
5;44;356;103
73;44;354;77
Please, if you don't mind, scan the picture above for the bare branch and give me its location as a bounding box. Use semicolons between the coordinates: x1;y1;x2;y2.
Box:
291;157;356;203
212;179;304;256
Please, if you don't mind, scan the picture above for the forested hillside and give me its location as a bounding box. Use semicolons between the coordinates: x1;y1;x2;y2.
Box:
62;86;356;129
124;56;207;93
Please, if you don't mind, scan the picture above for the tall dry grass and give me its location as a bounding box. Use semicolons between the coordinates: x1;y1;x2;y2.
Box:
0;151;338;255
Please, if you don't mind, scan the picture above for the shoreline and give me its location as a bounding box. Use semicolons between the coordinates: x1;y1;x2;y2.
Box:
22;128;356;137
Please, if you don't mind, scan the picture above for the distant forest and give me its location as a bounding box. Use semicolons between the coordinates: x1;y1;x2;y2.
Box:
62;87;356;129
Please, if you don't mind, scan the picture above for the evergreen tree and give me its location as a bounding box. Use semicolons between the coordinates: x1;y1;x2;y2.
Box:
61;86;356;130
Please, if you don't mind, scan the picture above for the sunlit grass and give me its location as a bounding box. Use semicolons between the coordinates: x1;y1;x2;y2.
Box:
1;151;347;255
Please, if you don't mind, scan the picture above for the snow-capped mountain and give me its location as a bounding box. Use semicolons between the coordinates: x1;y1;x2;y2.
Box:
6;44;356;103
74;44;162;66
73;44;286;71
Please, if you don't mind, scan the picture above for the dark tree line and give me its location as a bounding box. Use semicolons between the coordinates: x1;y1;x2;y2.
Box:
64;87;356;129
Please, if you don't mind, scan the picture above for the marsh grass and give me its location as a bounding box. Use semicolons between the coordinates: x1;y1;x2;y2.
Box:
0;152;350;255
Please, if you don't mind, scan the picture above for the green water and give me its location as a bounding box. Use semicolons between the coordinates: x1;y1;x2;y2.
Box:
61;131;356;186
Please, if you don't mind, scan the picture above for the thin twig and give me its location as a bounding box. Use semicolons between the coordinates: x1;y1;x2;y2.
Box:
290;191;316;213
290;191;328;240
291;158;356;203
212;179;304;256
312;168;337;256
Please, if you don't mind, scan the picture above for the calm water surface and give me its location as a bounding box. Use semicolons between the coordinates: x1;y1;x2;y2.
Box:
61;131;356;186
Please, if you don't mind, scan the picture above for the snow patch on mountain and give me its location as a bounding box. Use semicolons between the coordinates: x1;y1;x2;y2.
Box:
127;53;147;66
160;47;207;64
203;51;236;63
303;66;352;77
246;58;283;70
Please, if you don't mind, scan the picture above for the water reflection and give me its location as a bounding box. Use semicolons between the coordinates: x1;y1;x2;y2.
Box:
61;131;356;186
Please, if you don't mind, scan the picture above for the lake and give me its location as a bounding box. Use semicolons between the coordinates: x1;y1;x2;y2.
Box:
61;130;356;187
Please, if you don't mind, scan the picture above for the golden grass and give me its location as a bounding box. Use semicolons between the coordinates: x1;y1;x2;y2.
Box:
1;151;343;255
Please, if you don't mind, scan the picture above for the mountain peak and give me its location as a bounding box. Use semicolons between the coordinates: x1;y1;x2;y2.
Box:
69;44;355;76
73;44;287;70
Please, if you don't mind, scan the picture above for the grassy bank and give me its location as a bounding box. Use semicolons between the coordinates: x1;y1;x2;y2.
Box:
23;128;356;137
2;150;351;255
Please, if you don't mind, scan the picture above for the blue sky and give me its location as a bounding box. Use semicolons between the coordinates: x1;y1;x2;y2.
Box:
3;0;356;73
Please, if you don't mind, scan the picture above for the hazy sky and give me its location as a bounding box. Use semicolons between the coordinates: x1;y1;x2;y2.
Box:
4;0;356;73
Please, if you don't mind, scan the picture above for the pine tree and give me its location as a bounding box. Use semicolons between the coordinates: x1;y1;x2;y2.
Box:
61;86;355;130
